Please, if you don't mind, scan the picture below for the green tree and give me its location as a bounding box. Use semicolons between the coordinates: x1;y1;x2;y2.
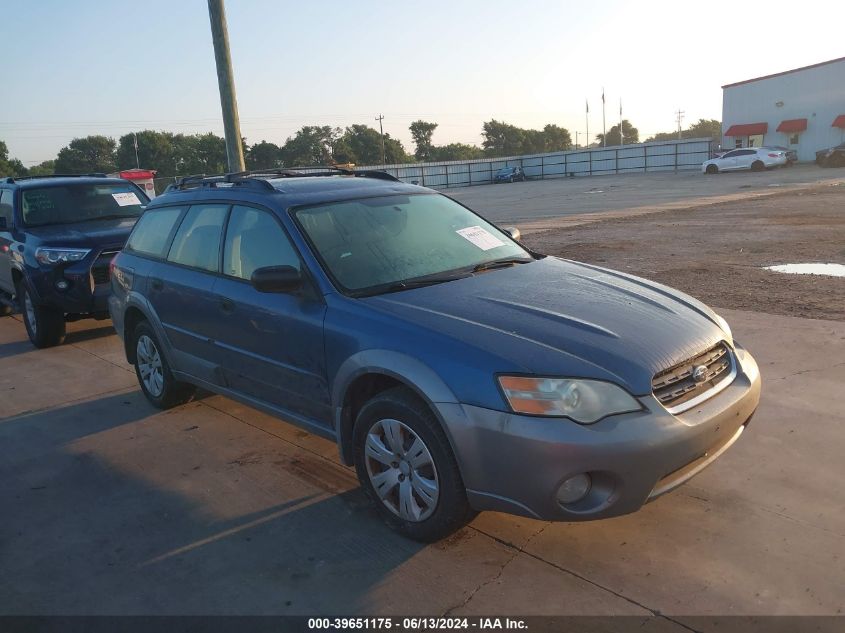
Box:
431;143;484;161
280;126;340;167
481;120;526;156
54;135;117;174
0;140;30;177
334;124;410;165
27;160;55;176
245;140;283;169
172;133;227;175
646;119;722;143
596;120;639;146
409;120;438;161
116;130;176;172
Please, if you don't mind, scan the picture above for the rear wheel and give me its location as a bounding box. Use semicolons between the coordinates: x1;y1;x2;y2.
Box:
751;160;765;172
353;387;475;542
0;304;12;317
705;164;718;175
132;320;195;409
17;282;65;348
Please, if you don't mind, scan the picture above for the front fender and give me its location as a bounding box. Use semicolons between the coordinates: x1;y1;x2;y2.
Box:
119;292;174;367
332;349;460;465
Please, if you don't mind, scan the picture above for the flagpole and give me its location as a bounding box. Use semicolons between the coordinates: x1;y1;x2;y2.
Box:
585;99;589;149
620;98;624;147
602;88;606;148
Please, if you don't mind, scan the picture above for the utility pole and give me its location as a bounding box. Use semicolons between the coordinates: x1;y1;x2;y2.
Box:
619;99;624;147
585;98;589;149
375;114;386;166
207;0;245;172
675;109;685;140
133;133;140;168
601;88;606;148
575;130;579;149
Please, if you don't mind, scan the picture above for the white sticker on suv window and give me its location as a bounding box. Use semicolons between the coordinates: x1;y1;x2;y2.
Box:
112;192;141;207
456;225;505;251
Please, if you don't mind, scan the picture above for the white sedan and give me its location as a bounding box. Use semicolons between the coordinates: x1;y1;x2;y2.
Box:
702;148;787;174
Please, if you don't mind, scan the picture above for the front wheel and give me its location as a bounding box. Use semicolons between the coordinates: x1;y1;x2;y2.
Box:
751;160;765;172
353;387;475;542
132;321;195;409
17;282;65;348
705;164;718;175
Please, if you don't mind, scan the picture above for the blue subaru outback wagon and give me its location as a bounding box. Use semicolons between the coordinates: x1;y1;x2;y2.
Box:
109;168;761;541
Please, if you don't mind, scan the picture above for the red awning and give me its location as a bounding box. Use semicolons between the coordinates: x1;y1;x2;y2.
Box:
776;118;807;133
724;123;768;136
832;115;845;129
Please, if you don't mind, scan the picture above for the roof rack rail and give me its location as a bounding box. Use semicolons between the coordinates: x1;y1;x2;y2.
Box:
163;166;399;192
3;173;108;184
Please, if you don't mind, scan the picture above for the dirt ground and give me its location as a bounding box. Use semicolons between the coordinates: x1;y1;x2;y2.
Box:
522;184;845;321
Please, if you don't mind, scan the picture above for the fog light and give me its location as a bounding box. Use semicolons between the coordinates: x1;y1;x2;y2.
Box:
55;280;69;291
557;473;592;505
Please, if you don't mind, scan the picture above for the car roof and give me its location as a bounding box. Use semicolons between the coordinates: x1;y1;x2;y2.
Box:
1;176;132;189
149;174;427;209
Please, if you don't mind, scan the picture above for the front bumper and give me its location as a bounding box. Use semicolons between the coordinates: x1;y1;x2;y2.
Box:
437;346;761;521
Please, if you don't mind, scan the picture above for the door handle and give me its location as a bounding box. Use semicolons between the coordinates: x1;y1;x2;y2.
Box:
150;278;163;291
219;297;235;313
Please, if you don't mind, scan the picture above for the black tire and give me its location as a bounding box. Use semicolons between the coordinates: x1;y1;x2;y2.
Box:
751;160;765;172
705;164;718;175
353;386;475;542
17;281;65;348
0;304;12;317
131;320;195;409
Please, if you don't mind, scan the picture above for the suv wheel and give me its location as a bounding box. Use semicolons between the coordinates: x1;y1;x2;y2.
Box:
132;321;195;409
17;282;66;348
353;387;475;541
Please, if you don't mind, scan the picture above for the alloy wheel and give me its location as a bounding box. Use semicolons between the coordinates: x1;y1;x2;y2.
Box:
23;291;37;335
136;334;164;397
364;418;439;522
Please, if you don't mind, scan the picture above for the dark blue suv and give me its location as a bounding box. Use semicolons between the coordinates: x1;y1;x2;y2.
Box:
110;168;760;541
0;175;148;347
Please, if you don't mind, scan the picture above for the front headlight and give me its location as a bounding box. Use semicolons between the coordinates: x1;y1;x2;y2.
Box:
713;313;732;340
35;247;91;266
498;376;642;423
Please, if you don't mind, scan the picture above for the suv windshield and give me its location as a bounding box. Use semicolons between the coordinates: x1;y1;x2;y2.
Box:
295;193;531;296
21;183;147;227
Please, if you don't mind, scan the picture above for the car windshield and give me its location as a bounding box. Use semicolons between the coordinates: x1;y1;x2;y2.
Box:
497;168;515;175
295;193;532;296
21;183;147;227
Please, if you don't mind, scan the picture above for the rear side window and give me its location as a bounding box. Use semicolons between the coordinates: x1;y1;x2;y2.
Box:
125;206;185;258
0;190;13;228
167;204;229;273
223;205;300;281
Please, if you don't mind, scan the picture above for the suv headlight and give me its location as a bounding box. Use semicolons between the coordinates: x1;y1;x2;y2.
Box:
498;376;641;423
35;247;91;265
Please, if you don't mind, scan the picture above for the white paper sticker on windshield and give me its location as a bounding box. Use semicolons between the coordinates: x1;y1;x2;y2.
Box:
456;225;505;251
112;192;141;207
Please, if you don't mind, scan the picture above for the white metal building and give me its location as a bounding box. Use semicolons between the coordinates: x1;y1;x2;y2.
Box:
721;57;845;161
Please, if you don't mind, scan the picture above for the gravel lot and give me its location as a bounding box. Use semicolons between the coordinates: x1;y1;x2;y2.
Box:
523;184;845;321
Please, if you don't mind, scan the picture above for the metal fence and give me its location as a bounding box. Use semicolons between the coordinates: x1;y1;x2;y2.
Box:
358;138;713;189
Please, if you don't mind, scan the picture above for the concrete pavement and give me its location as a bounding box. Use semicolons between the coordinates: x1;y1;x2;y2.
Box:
1;307;842;617
448;164;845;224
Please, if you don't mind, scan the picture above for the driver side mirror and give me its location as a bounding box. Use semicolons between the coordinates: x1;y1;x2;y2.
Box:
502;226;521;242
250;265;303;293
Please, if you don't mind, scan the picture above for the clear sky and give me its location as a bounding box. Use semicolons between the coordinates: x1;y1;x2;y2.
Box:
3;0;844;166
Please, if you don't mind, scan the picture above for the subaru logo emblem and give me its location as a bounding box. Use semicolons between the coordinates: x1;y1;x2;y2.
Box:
692;365;708;383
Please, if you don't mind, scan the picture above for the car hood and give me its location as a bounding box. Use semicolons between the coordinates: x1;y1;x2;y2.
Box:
363;257;728;395
24;217;137;248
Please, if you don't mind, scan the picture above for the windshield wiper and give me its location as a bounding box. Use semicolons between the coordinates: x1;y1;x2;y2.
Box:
472;257;533;273
74;214;138;223
358;273;470;297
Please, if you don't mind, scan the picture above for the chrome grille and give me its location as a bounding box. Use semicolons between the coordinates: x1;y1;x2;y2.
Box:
652;342;734;412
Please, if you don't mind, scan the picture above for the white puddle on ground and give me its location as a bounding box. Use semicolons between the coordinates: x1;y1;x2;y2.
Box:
764;263;845;277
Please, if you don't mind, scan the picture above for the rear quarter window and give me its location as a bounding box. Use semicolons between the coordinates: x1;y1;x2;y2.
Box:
125;206;186;258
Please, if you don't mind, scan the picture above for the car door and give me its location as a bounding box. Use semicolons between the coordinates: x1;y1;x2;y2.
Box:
0;190;15;294
718;150;739;171
145;203;229;384
208;204;331;427
735;149;757;170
